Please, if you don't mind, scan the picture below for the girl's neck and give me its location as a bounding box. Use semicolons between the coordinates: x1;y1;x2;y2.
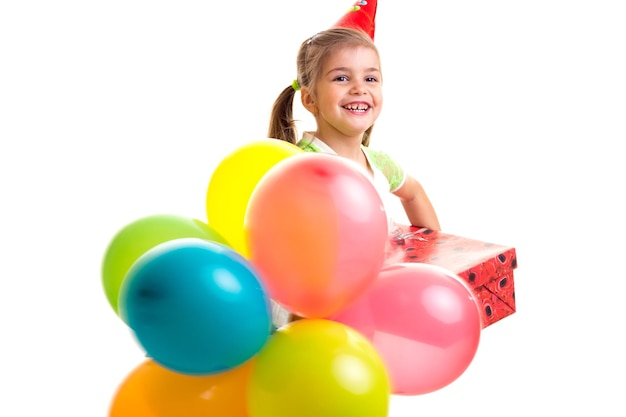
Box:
314;132;371;173
314;131;363;161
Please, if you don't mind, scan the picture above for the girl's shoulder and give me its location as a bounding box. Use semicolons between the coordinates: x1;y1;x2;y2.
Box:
297;140;321;152
362;146;406;192
297;133;333;153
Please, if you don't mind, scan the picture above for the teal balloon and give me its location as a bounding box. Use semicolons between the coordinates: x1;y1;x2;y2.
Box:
101;214;231;316
118;238;271;375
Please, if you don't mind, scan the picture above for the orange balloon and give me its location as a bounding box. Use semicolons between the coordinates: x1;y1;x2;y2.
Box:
109;359;253;417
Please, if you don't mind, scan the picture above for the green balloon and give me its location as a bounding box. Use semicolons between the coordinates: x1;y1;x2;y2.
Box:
101;214;230;317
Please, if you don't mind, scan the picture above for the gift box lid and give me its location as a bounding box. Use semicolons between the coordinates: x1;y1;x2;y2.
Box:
386;225;518;289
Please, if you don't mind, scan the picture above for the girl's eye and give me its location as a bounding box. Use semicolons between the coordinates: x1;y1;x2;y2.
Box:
334;75;348;82
366;76;379;83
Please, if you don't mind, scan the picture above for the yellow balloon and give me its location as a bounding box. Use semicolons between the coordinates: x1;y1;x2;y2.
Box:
247;319;391;417
206;139;303;258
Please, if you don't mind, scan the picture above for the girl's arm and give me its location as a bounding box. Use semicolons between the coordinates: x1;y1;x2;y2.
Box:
394;175;441;231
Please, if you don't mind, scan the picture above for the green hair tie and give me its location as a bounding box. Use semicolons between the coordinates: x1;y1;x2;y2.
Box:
291;79;301;91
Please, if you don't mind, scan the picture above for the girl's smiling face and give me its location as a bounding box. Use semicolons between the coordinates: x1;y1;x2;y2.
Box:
303;45;383;141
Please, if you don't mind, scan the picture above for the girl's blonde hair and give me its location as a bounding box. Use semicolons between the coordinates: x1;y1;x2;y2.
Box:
267;27;380;146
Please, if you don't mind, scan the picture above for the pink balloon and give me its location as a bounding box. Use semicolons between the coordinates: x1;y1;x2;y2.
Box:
245;153;388;319
330;263;482;395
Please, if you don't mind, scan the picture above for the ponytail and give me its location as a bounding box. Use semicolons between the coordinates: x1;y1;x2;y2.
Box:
267;86;298;144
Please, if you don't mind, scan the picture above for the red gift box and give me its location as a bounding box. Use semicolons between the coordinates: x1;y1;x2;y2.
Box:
385;225;518;328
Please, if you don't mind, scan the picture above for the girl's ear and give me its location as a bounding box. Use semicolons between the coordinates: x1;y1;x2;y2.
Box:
300;87;317;115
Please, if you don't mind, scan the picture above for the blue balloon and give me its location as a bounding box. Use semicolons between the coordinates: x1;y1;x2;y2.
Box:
118;237;272;375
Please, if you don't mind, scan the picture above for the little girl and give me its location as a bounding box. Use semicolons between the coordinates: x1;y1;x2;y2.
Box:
267;26;441;232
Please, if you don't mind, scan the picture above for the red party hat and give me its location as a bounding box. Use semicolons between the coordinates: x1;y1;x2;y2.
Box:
332;0;378;40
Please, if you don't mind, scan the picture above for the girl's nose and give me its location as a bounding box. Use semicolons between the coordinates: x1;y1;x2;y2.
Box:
350;81;367;95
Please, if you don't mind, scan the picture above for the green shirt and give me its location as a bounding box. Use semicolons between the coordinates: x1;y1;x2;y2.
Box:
297;133;406;192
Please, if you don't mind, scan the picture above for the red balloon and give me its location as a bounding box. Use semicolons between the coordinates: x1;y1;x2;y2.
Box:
330;263;482;395
245;153;388;319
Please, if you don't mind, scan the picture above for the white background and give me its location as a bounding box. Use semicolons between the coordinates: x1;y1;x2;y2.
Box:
1;1;625;416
